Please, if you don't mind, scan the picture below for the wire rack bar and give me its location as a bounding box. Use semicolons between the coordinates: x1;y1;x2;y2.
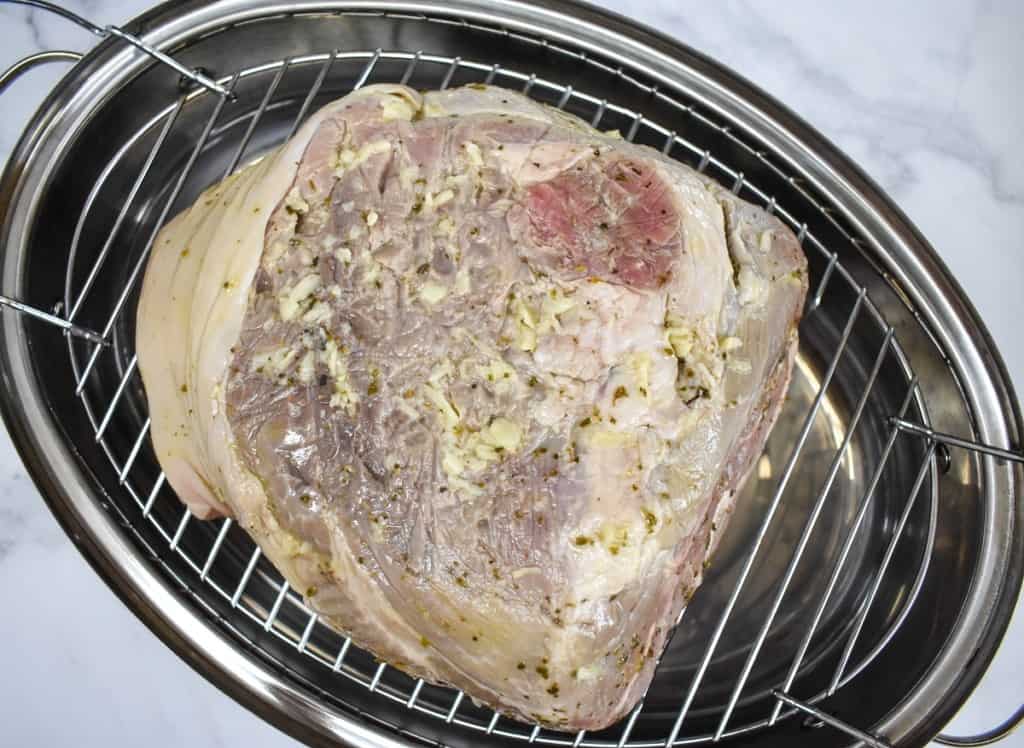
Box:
66;96;185;323
263;581;291;632
772;691;891;748
808;253;838;312
141;472;165;518
200;518;233;581
730;172;745;195
399;50;422;85
297;613;318;652
695;150;710;173
769;380;919;724
332;637;353;672
102;25;232;98
368;662;387;692
73;77;237;395
117;418;150;484
892;418;1024;464
661;130;677;155
286;51;336;140
354;49;383;90
406;679;425;709
486;712;501;735
613;705;643;746
662;289;866;747
224;63;287;176
807;246;836;307
828;441;937;694
556;84;574;110
93;354;138;441
439;55;461;90
445;691;465;723
168;509;191;552
0;295;107;344
714;328;895;738
231;546;262;607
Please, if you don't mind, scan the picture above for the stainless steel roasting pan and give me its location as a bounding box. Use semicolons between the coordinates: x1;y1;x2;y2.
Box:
0;1;1021;746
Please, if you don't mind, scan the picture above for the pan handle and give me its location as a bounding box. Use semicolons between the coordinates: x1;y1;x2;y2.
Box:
0;50;82;96
935;704;1024;747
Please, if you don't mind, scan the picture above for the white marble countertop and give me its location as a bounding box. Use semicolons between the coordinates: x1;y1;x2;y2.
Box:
0;1;1021;746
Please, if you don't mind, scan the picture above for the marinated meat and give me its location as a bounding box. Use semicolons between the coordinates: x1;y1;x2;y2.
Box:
136;84;807;731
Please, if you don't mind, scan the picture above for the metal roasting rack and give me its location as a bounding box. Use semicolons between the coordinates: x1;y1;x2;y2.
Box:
1;2;1022;747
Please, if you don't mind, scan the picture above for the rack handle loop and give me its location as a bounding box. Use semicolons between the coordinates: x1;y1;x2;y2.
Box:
0;0;233;98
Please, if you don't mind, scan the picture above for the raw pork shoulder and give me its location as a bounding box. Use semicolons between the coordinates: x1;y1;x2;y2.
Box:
137;84;806;731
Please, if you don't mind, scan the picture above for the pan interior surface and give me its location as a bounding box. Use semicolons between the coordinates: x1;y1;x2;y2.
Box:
0;4;1019;748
